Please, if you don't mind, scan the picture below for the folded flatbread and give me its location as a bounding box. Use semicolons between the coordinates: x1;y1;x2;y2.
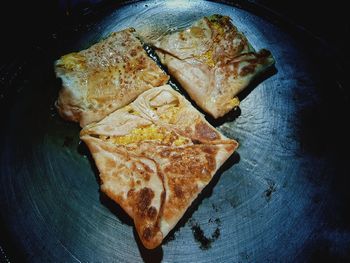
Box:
153;14;275;118
55;28;169;127
80;85;238;248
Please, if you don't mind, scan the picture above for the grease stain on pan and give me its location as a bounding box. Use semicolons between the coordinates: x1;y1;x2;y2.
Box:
227;195;241;208
263;179;277;202
189;218;221;250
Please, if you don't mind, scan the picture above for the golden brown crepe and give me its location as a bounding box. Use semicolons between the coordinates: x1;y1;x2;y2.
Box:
152;14;275;118
55;28;169;127
80;85;238;249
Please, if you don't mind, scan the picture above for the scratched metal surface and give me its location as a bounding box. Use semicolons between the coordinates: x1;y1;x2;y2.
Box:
0;0;349;262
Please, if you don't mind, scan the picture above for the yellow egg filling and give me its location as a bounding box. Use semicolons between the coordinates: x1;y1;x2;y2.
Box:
228;97;240;108
101;124;188;146
194;49;215;67
58;52;86;71
159;106;180;124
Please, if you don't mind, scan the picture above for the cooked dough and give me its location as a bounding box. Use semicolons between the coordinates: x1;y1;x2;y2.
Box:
80;85;238;248
153;15;275;118
55;28;169;127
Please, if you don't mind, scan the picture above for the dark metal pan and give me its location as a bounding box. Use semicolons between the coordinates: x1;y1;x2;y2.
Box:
1;1;349;262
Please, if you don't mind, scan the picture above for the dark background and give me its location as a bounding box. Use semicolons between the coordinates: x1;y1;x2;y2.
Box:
1;1;349;262
0;0;349;70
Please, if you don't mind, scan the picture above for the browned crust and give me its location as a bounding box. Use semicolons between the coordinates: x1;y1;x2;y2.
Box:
55;28;169;127
80;86;238;249
81;136;165;249
153;15;275;119
194;121;220;141
160;145;218;220
133;160;166;249
131;187;162;248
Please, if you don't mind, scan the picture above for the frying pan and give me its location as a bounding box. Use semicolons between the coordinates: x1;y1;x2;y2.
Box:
1;1;349;262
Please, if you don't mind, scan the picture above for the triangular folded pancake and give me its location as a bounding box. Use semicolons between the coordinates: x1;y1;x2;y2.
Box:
80;85;238;249
55;28;169;127
152;14;275;118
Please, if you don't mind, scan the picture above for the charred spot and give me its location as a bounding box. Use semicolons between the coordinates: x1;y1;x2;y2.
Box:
257;48;271;58
137;187;154;213
179;32;186;41
170;152;182;161
160;191;166;206
192;139;201;144
202;145;215;154
206;155;216;172
195;122;219;141
130;49;137;57
127;189;135;198
147;206;158;220
142;226;153;241
174;185;183;198
240;64;257;77
203;147;217;172
166;177;199;211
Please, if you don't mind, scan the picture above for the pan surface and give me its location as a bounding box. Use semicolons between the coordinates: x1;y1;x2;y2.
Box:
1;1;349;262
